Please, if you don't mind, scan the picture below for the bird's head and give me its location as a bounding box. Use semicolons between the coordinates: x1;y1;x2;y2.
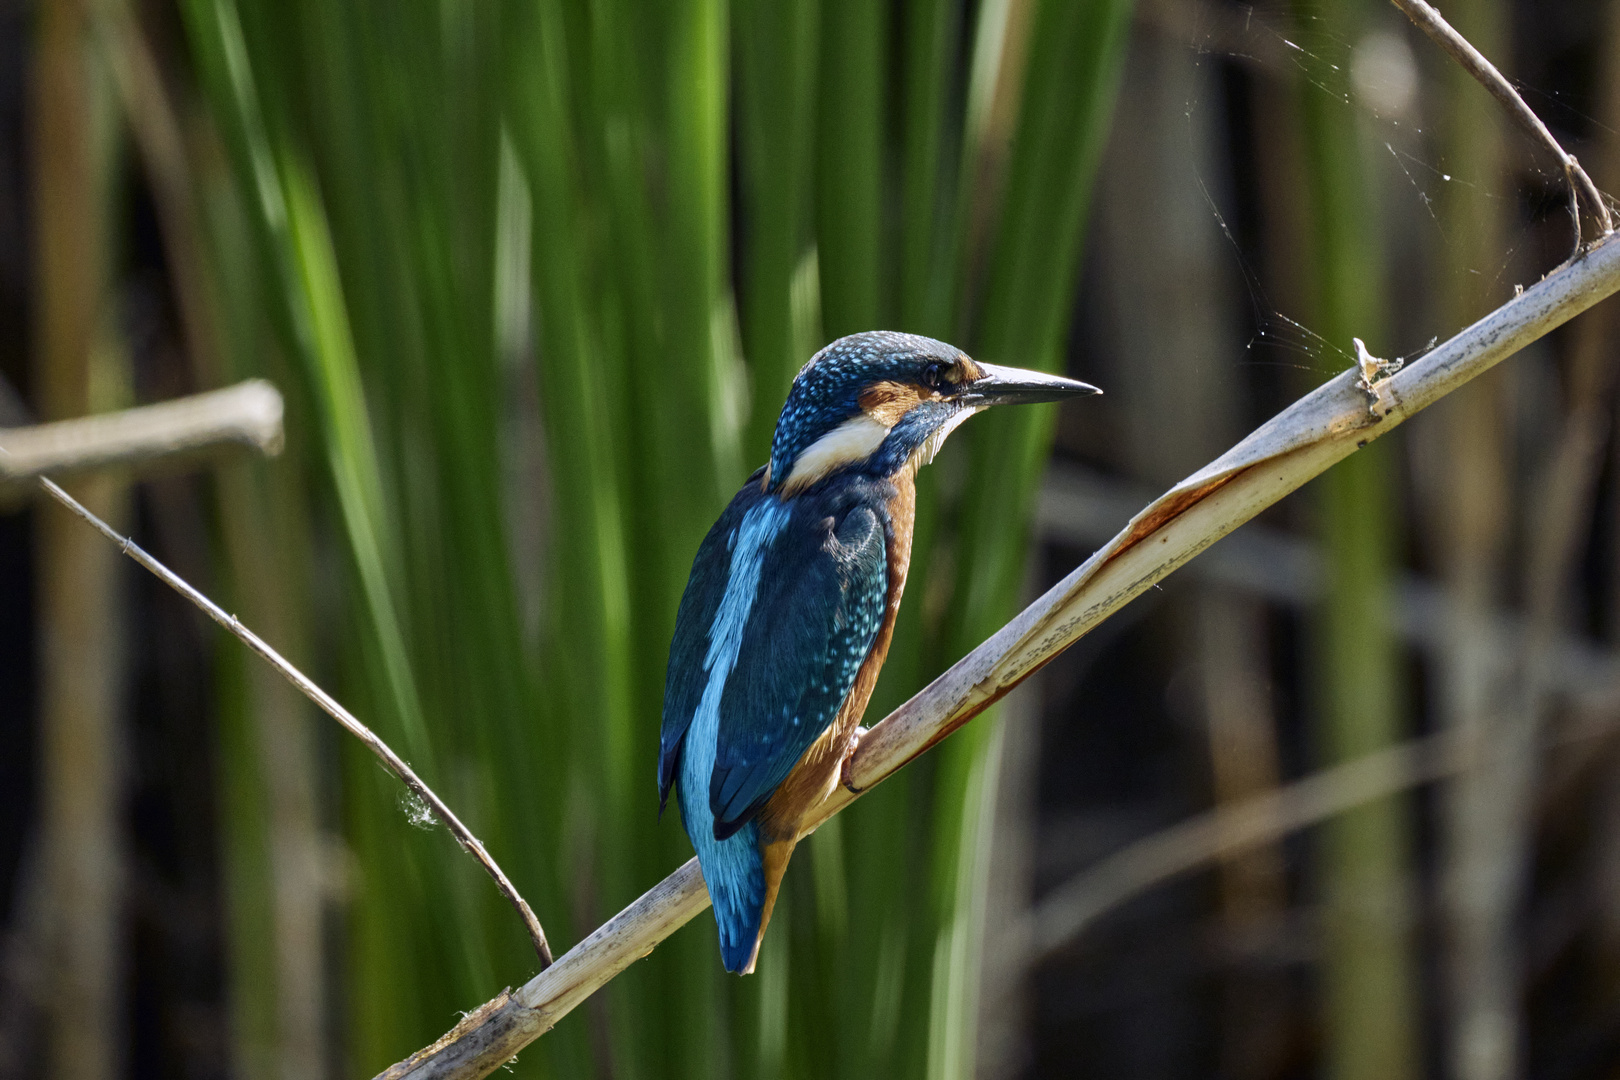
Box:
764;331;1100;496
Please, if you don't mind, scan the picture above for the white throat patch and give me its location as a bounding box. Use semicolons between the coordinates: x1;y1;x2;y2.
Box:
781;414;891;494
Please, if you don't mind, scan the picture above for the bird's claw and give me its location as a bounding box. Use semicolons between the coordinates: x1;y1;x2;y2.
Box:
840;726;869;792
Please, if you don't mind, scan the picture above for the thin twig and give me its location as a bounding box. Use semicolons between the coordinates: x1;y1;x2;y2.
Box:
1390;0;1614;243
1019;694;1620;963
1028;729;1466;960
377;237;1620;1080
37;476;554;970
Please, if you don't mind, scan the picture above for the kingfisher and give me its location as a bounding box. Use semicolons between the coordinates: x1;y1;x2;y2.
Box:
659;331;1099;973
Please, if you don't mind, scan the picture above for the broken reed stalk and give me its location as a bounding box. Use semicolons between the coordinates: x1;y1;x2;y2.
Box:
1012;683;1620;963
0;380;285;489
1030;728;1466;963
1389;0;1614;241
37;476;554;970
378;238;1620;1080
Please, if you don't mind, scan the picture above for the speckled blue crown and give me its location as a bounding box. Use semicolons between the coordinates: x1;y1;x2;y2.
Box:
768;331;964;483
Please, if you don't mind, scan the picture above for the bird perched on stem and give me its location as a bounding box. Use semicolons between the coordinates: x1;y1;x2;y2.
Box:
659;331;1099;973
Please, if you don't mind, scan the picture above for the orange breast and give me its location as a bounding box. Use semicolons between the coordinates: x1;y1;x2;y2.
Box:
756;471;917;843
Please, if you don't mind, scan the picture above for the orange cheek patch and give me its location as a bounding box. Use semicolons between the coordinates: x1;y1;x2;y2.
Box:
858;382;919;426
859;381;943;426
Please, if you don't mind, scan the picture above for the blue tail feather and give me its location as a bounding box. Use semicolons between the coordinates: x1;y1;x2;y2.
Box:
678;781;764;972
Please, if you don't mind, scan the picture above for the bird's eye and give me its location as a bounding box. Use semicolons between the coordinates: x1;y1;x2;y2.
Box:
921;362;946;389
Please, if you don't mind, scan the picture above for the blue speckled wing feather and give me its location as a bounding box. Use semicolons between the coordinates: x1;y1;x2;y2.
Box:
708;502;888;837
659;484;758;812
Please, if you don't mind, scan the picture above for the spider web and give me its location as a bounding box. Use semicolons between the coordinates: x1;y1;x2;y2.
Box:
1161;0;1601;380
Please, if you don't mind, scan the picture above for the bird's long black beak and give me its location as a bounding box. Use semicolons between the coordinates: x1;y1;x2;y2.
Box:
959;362;1102;407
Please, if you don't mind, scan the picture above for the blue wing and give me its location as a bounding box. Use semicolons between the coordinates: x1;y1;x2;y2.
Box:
708;490;889;838
659;478;760;813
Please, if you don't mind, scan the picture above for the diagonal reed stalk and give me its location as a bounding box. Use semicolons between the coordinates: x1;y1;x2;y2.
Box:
36;475;555;968
378;215;1620;1080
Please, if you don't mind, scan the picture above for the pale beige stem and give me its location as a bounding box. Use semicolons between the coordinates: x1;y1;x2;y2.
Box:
38;478;554;970
0;381;284;490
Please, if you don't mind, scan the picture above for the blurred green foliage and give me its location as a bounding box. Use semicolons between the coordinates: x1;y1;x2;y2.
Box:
1292;0;1421;1075
174;0;1131;1074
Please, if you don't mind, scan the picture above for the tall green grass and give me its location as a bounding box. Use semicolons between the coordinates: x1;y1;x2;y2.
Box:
176;0;1132;1075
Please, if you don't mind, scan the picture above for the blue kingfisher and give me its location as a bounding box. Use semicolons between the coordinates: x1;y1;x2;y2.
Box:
659;331;1100;973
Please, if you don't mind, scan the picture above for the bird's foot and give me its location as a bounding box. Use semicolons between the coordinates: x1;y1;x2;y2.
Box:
840;726;869;792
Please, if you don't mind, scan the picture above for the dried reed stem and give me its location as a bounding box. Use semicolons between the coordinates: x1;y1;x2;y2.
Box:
0;381;284;490
1390;0;1614;241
